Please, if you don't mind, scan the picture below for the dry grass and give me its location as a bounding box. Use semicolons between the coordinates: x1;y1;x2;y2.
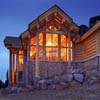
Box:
0;84;100;100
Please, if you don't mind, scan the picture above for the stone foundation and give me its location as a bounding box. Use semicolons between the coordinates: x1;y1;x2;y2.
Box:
23;55;100;86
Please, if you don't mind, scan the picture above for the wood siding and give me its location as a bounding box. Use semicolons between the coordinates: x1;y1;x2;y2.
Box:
74;28;100;61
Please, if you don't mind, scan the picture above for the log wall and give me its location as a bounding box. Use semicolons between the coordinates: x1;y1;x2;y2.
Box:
74;28;100;61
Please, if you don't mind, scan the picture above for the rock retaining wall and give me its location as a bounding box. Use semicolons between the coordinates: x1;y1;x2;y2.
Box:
24;56;100;87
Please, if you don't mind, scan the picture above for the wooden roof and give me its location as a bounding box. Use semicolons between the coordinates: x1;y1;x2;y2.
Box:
4;36;22;49
20;5;79;40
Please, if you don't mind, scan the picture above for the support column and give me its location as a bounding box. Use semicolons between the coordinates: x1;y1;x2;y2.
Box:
68;33;71;66
9;50;12;85
58;34;61;61
43;33;46;60
12;54;15;85
16;52;18;84
36;32;39;76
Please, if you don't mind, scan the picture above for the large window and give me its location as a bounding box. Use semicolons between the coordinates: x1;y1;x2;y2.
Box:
46;34;58;60
18;50;23;66
30;33;43;60
29;26;72;61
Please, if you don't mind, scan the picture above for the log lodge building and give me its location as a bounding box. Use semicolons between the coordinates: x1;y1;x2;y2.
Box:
4;5;100;86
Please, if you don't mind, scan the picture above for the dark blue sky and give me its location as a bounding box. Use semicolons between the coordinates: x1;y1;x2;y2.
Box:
0;0;100;81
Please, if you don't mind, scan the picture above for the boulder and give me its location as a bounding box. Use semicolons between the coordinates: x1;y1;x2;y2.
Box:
46;80;53;85
54;76;60;84
66;66;73;74
17;88;22;94
38;80;46;84
88;80;94;86
70;81;81;87
40;83;47;90
56;85;62;91
48;85;56;90
84;71;91;80
61;74;73;82
60;82;68;89
10;87;18;93
26;85;34;91
74;74;84;83
91;70;99;77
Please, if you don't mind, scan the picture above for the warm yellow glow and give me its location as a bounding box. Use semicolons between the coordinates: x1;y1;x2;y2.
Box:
18;50;23;66
49;25;53;30
46;47;52;60
46;34;52;46
67;48;69;61
61;48;66;61
29;24;73;61
61;35;67;47
39;47;43;60
52;34;58;46
39;33;43;46
19;50;23;55
46;34;58;46
30;37;36;45
71;48;72;61
30;46;36;60
18;55;23;66
52;48;58;60
46;47;58;60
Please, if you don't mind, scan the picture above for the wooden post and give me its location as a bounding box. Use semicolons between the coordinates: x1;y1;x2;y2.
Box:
43;33;46;60
16;52;18;84
9;50;12;85
12;54;15;85
58;34;61;61
36;32;39;76
68;33;71;66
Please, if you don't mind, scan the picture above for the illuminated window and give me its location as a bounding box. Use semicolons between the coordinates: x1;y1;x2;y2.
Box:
39;47;43;60
30;33;43;60
61;35;67;47
46;47;52;60
39;33;43;46
61;48;66;61
29;24;73;61
18;50;23;66
52;48;58;60
30;37;36;45
30;46;36;60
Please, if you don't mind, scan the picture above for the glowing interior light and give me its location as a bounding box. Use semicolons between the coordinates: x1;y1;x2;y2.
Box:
29;24;73;61
18;50;23;66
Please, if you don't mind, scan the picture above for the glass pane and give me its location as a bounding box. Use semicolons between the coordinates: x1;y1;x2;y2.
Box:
46;47;52;60
61;35;67;47
67;48;69;61
30;46;36;60
52;48;58;60
71;48;72;61
18;55;23;66
19;50;23;55
52;34;58;46
39;33;43;46
61;48;66;61
46;34;52;46
49;25;53;30
30;37;36;45
39;47;43;60
70;41;72;47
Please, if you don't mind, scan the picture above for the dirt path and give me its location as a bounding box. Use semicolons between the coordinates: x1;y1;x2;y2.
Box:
0;84;100;100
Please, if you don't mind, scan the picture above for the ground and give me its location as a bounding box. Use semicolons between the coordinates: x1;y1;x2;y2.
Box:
0;84;100;100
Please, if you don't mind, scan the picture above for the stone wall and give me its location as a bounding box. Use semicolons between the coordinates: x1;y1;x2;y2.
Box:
23;55;100;86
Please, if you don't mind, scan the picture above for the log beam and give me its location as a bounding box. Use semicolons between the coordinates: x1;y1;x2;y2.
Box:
36;32;40;76
9;50;12;85
68;33;71;66
12;54;15;85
